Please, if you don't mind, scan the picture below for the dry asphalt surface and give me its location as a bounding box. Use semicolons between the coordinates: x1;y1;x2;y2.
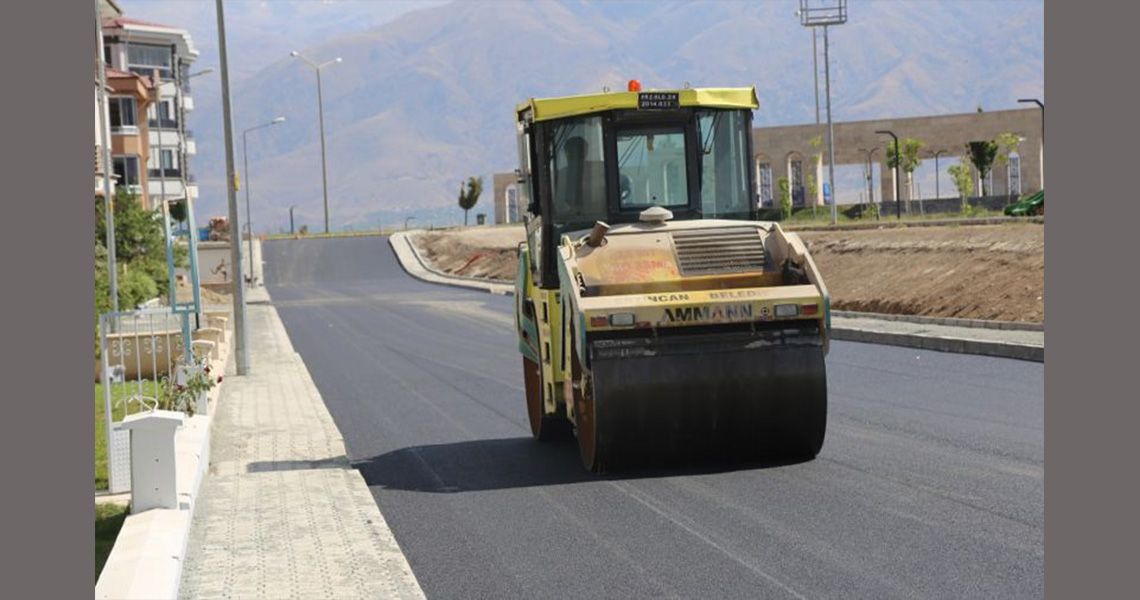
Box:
264;236;1043;599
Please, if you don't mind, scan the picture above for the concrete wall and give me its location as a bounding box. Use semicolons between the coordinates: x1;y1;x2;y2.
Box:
753;108;1043;205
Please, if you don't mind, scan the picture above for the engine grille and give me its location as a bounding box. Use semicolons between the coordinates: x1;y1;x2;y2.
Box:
671;227;766;275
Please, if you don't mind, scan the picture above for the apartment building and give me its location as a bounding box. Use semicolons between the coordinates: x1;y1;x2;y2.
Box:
95;0;122;199
101;16;200;209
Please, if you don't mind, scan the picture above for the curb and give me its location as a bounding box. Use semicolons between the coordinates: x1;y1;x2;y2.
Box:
389;231;1043;362
389;230;513;295
786;215;1044;232
830;310;1043;332
829;326;1043;362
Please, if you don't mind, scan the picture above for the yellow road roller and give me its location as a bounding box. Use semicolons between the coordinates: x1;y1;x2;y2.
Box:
514;83;831;471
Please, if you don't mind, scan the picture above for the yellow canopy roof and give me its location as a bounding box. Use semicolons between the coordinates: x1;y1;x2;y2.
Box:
517;87;759;122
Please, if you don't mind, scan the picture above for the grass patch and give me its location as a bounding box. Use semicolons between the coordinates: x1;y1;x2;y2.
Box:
95;379;162;490
95;502;129;578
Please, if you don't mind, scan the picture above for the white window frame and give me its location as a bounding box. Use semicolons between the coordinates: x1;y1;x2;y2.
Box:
109;96;138;132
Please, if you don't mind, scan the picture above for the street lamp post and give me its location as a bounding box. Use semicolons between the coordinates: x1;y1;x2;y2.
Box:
1018;98;1044;189
242;116;286;287
798;0;847;226
876;129;901;220
291;51;342;234
215;0;250;375
289;205;297;235
404;216;416;230
933;149;947;201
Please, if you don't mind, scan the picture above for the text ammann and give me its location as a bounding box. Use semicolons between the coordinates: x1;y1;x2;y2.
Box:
660;303;753;324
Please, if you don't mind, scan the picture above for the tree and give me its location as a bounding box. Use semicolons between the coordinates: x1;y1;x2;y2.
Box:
457;175;484;226
777;177;792;220
966;140;1000;196
886;137;925;206
947;159;975;212
95;190;187;315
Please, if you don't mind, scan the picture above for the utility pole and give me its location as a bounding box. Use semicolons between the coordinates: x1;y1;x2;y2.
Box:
812;28;820;124
242;116;285;287
216;0;249;375
289;205;297;235
798;0;846;226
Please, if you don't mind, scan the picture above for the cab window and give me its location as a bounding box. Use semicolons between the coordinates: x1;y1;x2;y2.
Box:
547;116;607;225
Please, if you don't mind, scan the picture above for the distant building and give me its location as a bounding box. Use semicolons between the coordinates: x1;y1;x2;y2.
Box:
95;0;123;199
102;16;200;209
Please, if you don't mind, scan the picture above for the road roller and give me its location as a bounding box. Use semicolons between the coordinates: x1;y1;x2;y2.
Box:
514;82;831;472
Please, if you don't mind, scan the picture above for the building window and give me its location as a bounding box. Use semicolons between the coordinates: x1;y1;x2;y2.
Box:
148;149;179;178
109;97;137;129
150;99;178;129
790;160;805;206
1007;153;1022;197
506;187;519;223
112;155;141;188
127;44;172;79
758;163;773;207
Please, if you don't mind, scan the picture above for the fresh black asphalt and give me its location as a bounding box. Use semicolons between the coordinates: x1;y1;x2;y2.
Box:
264;235;1044;599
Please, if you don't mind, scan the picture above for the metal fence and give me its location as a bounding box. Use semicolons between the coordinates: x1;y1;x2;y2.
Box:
99;308;194;493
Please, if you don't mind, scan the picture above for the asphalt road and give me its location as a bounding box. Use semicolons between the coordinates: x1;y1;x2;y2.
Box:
264;236;1044;599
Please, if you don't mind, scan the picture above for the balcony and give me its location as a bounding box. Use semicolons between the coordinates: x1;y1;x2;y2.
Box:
182;96;194;111
185;139;196;156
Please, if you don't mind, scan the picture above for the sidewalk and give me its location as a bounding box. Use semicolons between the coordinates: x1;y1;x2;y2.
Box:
179;286;425;599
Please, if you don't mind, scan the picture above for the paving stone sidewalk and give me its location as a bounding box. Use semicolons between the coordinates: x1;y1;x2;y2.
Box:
180;287;424;599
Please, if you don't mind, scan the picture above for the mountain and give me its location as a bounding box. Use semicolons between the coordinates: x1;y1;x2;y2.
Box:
126;0;1044;231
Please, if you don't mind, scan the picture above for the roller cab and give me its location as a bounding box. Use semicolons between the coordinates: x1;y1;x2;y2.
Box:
513;84;830;471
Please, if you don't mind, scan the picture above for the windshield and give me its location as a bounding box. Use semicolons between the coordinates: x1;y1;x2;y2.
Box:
617;127;688;210
697;109;752;218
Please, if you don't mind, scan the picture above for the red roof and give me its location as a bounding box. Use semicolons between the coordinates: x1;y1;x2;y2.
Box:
103;16;176;30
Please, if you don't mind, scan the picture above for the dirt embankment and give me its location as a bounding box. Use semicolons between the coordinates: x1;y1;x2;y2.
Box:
414;228;521;281
797;225;1043;322
414;223;1044;323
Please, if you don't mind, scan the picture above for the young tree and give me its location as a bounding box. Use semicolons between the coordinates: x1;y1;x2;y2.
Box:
457;175;484;226
947;159;975;212
886;137;925;207
777;177;792;220
966;140;1000;196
